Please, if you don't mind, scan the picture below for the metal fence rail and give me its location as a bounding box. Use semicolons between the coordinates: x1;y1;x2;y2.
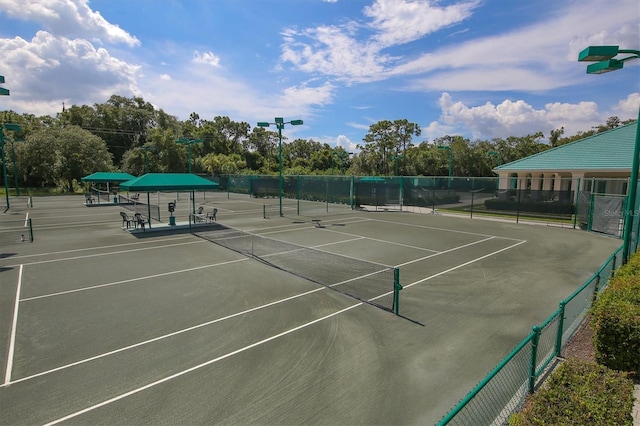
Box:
437;246;622;425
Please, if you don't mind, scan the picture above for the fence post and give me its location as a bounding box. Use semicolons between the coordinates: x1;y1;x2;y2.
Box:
592;275;601;304
528;325;541;394
555;301;565;357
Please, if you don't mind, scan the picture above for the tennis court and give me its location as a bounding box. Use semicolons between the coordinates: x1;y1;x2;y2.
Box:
0;193;621;425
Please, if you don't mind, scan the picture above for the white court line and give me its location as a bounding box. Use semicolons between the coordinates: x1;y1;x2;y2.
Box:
366;216;526;241
323;227;440;254
5;286;329;387
5;240;207;268
42;303;362;425
368;240;527;303
4;264;23;385
402;240;527;289
20;257;249;302
2;235;193;261
395;236;497;268
24;212;29;226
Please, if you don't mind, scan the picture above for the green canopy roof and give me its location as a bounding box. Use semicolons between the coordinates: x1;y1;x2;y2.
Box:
81;172;137;183
119;173;219;192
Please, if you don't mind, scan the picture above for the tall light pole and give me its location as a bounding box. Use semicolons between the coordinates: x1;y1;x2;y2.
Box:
390;154;404;176
335;150;353;175
437;145;453;188
141;146;155;173
579;45;640;263
176;138;203;173
1;123;21;211
488;150;502;166
257;117;303;217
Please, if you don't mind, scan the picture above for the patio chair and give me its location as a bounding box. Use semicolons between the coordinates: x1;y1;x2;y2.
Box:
206;208;218;222
120;211;133;228
134;213;147;230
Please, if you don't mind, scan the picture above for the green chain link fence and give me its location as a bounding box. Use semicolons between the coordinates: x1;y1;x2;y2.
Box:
437;245;623;425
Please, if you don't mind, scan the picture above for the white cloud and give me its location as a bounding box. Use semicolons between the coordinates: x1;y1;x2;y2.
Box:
363;0;478;47
611;92;640;118
192;50;221;67
280;82;335;107
336;134;359;152
280;0;477;83
0;0;140;46
430;92;627;140
0;31;140;114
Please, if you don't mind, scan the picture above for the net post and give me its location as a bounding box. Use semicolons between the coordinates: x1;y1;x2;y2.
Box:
263;204;267;219
393;267;402;315
27;217;33;242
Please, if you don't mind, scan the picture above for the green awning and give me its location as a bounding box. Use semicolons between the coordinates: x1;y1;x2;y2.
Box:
119;173;219;192
81;172;137;183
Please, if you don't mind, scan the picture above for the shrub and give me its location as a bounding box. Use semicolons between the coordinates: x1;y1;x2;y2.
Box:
509;358;634;426
590;271;640;376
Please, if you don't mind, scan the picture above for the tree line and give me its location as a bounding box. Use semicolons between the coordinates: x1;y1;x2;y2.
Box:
0;95;634;192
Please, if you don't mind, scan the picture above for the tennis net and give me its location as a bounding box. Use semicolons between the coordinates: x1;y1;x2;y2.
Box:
0;218;33;244
91;187;112;203
193;224;397;311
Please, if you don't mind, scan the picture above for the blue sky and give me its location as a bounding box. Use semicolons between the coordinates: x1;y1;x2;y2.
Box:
0;0;638;152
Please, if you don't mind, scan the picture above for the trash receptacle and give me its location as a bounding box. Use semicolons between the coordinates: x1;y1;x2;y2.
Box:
169;216;176;226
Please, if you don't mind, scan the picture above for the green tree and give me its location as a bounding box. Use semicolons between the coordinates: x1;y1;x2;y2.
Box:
359;119;420;175
21;125;112;191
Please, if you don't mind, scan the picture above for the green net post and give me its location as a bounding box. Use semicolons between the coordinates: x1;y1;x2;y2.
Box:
393;267;402;315
27;217;33;242
528;325;541;394
263;204;267;219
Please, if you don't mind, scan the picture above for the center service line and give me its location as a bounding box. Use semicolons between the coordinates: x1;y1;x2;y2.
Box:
44;303;362;426
4;264;23;385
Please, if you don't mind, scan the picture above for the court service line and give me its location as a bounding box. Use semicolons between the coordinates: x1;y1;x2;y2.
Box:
4;264;23;385
44;303;361;426
24;213;29;226
323;227;440;254
6;240;207;268
20;257;249;302
403;240;527;289
7;286;330;387
366;216;526;241
395;236;497;268
4;235;193;261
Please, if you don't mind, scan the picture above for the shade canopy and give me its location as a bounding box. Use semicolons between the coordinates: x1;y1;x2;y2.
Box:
81;172;137;183
119;173;219;192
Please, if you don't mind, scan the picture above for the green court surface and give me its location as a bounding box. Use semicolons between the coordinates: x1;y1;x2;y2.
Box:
0;193;621;425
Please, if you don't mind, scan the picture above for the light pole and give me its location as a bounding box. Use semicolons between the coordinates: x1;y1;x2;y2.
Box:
437;145;453;188
1;123;21;211
335;150;353;174
390;154;404;176
176;138;203;173
141;146;155;173
488;150;502;166
579;45;640;263
257;117;303;217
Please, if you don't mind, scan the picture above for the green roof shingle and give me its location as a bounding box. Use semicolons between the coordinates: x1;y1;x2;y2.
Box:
495;121;637;172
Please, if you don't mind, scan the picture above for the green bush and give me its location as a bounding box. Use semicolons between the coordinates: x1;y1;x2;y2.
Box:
509;358;634;426
590;270;640;376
